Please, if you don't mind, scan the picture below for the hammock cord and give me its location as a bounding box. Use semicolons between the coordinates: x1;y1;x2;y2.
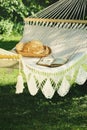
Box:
36;0;64;18
44;0;70;19
78;0;85;20
70;0;81;19
58;0;77;19
83;0;87;19
35;0;87;20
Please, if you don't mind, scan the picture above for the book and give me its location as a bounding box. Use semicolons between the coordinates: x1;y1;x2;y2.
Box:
37;56;67;67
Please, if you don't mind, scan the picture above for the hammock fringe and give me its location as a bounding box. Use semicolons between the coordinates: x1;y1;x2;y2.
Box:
15;73;25;94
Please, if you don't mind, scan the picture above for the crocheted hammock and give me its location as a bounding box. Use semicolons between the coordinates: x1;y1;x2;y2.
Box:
1;0;87;98
0;48;25;93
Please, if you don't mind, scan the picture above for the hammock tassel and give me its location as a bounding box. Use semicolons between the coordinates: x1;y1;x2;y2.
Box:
15;58;24;94
15;73;25;94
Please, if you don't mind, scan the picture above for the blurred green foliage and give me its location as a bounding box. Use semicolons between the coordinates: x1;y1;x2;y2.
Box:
0;0;28;22
0;0;57;35
0;19;13;35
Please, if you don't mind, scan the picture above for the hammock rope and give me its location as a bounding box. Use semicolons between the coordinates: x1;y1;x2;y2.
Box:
35;0;87;20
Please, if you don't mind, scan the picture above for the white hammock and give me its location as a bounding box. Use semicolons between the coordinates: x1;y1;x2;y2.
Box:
0;48;24;93
0;0;87;98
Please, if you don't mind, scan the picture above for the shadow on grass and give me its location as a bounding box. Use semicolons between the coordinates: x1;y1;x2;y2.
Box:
0;82;87;130
0;39;20;50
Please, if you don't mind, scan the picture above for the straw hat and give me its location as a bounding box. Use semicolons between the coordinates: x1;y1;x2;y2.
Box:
16;40;51;57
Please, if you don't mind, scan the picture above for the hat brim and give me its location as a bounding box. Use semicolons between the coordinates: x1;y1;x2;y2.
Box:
16;43;51;58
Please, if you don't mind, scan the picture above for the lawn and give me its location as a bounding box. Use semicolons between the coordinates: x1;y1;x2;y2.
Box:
0;35;87;130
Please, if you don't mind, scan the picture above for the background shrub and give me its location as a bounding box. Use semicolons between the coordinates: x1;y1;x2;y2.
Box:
0;19;13;35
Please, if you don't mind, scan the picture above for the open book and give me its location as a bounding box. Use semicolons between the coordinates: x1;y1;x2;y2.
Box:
37;56;68;67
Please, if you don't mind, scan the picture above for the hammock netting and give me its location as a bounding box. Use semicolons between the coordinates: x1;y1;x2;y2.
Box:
0;0;87;98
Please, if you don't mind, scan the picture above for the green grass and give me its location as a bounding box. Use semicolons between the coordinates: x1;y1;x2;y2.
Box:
0;84;87;130
0;34;22;50
0;35;87;130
